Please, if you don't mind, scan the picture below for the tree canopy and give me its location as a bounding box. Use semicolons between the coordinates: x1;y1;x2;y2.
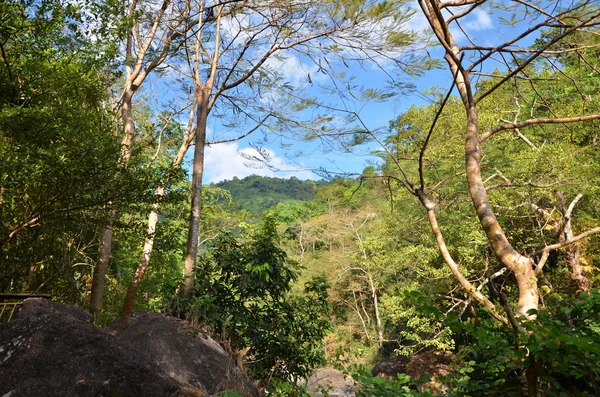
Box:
1;0;600;395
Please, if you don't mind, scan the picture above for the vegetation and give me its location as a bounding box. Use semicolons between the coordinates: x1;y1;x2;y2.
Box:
1;0;600;396
213;176;325;214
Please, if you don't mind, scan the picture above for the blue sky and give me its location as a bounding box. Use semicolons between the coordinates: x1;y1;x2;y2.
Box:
154;1;542;183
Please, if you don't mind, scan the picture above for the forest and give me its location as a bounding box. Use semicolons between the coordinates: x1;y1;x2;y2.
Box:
1;0;599;395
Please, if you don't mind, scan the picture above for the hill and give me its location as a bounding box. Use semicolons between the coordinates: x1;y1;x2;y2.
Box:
212;175;325;214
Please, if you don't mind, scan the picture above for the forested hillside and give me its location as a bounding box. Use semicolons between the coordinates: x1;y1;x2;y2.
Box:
213;176;325;214
1;0;600;396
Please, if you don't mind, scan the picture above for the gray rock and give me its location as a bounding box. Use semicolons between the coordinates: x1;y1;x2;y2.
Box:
305;368;355;397
0;298;258;397
108;311;259;397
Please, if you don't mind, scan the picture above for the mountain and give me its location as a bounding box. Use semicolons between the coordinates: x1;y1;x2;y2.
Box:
212;175;325;214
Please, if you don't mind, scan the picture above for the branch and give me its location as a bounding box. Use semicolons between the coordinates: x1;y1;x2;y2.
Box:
419;61;459;191
489;278;523;334
536;227;600;275
564;193;584;223
475;9;600;103
486;180;567;191
417;191;508;325
206;112;273;144
480;114;600;142
439;0;483;9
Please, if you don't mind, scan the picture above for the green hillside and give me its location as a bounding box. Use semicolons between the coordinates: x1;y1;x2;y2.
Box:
212;175;325;214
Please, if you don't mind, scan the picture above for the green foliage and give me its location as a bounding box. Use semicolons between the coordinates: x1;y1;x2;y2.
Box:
0;1;130;299
267;200;327;224
268;380;311;397
441;291;600;396
94;184;237;324
381;291;454;356
213;176;325;215
172;217;331;383
351;365;434;397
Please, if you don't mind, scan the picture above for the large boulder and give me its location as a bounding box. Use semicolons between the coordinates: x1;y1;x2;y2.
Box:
0;298;257;397
108;311;259;397
305;368;355;397
371;351;454;393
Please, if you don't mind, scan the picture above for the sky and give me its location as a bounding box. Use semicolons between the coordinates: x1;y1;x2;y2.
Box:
201;1;514;183
144;1;543;184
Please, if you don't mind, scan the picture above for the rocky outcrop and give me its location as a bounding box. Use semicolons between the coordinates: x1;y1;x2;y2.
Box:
108;311;258;397
305;368;355;397
371;351;454;393
0;298;258;397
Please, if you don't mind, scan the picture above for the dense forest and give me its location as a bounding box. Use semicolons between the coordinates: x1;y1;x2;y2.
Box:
212;176;325;213
1;0;600;396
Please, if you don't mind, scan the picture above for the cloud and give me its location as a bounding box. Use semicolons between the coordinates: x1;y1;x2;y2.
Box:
204;143;315;183
465;10;493;31
263;52;324;86
449;9;494;43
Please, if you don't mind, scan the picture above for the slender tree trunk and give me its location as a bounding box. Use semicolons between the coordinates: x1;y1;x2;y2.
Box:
120;100;196;315
367;272;384;346
121;188;163;316
352;290;371;341
526;354;540;397
90;209;116;315
298;225;305;262
183;88;209;296
90;90;135;316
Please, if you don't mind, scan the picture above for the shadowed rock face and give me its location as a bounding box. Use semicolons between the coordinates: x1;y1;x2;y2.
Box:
371;351;454;393
0;299;258;397
108;312;259;397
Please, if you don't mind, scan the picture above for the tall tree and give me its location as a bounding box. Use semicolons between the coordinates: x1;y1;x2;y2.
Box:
120;0;425;311
412;0;600;320
91;0;201;315
371;1;600;393
0;1;128;299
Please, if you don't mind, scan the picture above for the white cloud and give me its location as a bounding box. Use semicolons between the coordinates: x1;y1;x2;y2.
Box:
204;143;315;183
449;9;494;43
465;10;493;31
263;52;323;86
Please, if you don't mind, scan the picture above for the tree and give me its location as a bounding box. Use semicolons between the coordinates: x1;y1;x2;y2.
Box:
91;0;201;316
364;1;600;393
0;1;133;300
119;0;425;307
172;217;331;385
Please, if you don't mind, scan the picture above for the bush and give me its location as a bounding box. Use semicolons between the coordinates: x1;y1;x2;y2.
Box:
172;217;332;385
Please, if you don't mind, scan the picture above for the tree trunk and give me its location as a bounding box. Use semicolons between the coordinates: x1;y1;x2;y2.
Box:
120;99;196;315
89;90;136;316
368;272;384;346
121;187;164;316
464;105;539;319
353;290;371;341
183;88;209;297
90;209;116;316
526;354;540;397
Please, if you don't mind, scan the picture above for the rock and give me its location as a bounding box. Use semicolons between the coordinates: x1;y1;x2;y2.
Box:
12;296;93;324
371;351;454;393
0;298;258;397
305;368;355;397
108;311;259;397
